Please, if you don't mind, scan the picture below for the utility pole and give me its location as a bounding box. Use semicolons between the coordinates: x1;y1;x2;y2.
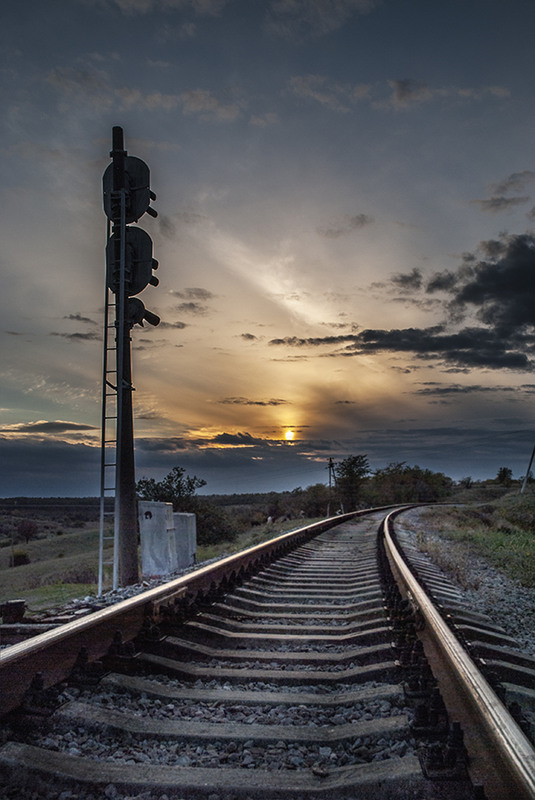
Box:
327;457;337;516
521;442;535;494
100;126;160;588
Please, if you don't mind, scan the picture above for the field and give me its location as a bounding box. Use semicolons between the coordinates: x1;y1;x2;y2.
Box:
1;485;534;614
413;488;535;587
0;500;320;611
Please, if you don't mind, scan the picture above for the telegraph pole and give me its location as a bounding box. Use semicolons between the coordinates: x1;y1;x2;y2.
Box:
101;126;160;587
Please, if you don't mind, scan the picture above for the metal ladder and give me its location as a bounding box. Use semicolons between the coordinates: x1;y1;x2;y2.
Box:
98;274;119;594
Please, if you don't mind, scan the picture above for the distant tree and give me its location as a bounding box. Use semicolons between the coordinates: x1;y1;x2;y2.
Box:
368;462;453;504
136;467;237;546
16;520;38;544
136;466;206;511
300;483;331;517
496;466;513;486
334;455;370;510
459;476;473;489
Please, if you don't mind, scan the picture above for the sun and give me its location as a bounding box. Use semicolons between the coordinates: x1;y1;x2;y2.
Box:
285;429;295;441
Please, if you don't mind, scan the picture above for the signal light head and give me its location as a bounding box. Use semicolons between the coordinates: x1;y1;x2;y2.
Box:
127;298;160;327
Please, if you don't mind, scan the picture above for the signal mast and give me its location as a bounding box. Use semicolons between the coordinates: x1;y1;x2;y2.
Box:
98;127;160;591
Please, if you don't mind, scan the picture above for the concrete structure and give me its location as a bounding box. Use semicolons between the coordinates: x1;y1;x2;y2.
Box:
138;501;196;578
138;500;176;578
173;512;196;568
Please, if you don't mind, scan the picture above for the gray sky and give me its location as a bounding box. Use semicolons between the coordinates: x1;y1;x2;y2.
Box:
3;0;535;495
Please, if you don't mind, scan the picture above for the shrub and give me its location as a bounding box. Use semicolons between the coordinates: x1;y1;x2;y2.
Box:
10;550;30;567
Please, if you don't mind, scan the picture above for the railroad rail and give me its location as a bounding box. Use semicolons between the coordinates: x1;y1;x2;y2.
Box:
0;507;534;799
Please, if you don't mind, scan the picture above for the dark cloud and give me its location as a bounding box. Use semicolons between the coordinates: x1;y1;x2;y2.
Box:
441;233;535;334
50;331;101;341
158;320;188;329
317;213;374;238
426;270;457;292
63;313;98;325
269;334;357;346
239;333;258;341
0;437;100;496
349;326;534;370
472;195;529;213
175;302;209;315
137;437;192;453
414;383;516;396
210;431;267;446
171;287;215;300
490;171;535;195
270;323;535;371
218;396;288;406
0;420;97;434
391;268;422;290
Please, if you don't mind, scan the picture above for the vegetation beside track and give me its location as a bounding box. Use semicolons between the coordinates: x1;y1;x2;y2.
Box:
413;489;535;587
0;510;320;610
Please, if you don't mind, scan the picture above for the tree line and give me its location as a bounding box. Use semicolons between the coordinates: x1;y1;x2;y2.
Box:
135;456;456;545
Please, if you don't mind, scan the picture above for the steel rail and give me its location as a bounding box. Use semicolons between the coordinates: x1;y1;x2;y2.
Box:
0;511;362;718
383;509;535;799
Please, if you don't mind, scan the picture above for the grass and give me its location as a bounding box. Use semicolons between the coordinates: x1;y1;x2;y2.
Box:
415;490;535;587
0;517;321;613
196;518;321;562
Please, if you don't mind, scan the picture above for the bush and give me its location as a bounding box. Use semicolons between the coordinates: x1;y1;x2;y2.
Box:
10;550;30;567
195;501;237;546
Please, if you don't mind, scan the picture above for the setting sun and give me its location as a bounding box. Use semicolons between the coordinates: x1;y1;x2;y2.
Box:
285;430;295;441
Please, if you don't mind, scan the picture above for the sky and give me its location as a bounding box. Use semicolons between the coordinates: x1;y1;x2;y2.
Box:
3;0;535;496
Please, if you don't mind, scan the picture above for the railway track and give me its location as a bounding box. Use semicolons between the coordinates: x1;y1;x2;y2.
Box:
0;507;534;799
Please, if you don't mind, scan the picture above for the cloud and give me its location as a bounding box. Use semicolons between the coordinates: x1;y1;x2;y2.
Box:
439;233;535;334
218;396;288;406
426;270;458;293
414;383;516;396
172;287;215;300
381;80;511;111
239;333;258;341
175;301;210;315
490;171;535;195
210;431;268;446
472;195;529;213
249;112;279;127
157;320;188;330
179;89;242;121
289;75;370;112
317;213;374;238
386;79;433;109
48;65;242;122
50;331;101;341
347;327;534;370
88;0;230;15
0;420;98;435
266;0;379;40
269;322;535;371
63;313;98;325
391;268;422;291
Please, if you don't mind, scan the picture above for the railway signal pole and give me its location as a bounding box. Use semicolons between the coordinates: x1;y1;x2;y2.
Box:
99;126;160;589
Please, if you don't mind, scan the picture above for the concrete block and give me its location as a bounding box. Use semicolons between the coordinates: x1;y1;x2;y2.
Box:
138;501;176;578
173;512;196;570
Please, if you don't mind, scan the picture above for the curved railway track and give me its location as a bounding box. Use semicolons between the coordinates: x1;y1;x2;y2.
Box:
0;507;534;799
